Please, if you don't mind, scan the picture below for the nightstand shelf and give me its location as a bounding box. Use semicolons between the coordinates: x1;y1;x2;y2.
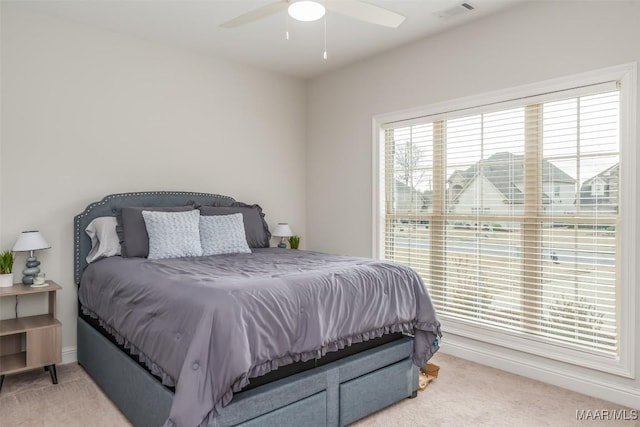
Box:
0;313;61;335
0;281;62;392
0;352;27;374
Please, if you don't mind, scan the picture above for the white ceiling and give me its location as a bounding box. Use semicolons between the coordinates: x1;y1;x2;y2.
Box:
7;0;525;79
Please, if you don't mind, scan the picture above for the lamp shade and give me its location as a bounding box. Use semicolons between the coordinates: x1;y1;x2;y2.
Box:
13;231;51;252
272;223;293;238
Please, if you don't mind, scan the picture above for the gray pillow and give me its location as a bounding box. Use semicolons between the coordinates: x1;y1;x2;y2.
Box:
199;202;271;248
199;213;251;256
117;205;194;258
85;216;121;263
142;210;203;260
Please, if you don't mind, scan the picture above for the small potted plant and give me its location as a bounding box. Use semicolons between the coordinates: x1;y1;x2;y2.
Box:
288;235;301;250
0;250;15;287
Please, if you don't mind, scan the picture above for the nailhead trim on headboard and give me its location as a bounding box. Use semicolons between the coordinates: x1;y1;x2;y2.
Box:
74;191;235;285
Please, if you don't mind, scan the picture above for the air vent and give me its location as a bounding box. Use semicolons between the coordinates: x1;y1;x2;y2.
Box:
435;2;476;19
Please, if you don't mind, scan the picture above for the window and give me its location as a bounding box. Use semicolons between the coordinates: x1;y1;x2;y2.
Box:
375;65;636;376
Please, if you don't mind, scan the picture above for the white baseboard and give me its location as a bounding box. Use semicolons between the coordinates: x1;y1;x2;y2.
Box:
62;345;77;365
441;337;640;410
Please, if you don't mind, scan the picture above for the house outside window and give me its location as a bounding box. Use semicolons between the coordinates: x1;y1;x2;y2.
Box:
374;65;636;377
592;177;606;196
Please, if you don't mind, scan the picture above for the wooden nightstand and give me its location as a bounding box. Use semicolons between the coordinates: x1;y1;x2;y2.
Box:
0;280;62;392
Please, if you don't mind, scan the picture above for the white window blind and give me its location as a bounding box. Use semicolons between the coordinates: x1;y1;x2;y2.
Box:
382;83;621;359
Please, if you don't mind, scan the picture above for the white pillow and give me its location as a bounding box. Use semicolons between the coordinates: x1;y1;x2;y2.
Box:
142;210;203;260
85;216;121;263
200;213;251;256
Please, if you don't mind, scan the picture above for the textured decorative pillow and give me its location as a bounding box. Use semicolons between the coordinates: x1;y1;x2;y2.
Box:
199;213;252;256
198;202;271;248
117;205;194;258
141;210;203;260
85;216;121;263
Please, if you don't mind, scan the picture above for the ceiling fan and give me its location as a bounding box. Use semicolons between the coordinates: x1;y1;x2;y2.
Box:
220;0;406;29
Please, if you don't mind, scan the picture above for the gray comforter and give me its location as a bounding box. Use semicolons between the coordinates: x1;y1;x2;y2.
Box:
78;249;441;427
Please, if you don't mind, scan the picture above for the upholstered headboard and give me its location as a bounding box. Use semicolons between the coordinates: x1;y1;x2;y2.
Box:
73;191;235;285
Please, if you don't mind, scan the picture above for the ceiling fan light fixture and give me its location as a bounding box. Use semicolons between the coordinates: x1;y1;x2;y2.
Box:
288;1;326;22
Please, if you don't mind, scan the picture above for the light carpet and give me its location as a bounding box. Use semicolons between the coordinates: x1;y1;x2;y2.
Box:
0;353;637;426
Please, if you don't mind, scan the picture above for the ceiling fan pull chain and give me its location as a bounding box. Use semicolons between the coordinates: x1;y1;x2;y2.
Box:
323;5;328;60
286;10;290;40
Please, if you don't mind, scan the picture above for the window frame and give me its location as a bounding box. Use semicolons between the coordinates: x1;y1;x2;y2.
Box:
372;63;637;378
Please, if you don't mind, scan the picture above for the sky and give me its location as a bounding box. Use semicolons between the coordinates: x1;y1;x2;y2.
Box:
392;91;619;193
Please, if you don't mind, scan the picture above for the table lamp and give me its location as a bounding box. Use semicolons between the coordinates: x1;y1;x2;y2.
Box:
13;231;51;285
272;223;293;248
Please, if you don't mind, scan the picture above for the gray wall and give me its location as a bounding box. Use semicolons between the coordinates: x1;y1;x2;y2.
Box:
306;1;640;408
0;7;307;353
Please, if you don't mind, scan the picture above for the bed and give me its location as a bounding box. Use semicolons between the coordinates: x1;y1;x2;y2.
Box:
74;191;441;427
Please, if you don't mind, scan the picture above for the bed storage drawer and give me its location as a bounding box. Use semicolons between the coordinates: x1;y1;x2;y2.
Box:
237;391;326;427
339;358;414;426
212;364;328;426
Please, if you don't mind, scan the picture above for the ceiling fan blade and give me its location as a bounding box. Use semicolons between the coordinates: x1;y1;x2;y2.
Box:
326;0;406;28
220;1;289;28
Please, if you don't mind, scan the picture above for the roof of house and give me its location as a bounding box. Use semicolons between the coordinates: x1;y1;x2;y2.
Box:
581;163;618;186
451;152;575;204
579;163;619;206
